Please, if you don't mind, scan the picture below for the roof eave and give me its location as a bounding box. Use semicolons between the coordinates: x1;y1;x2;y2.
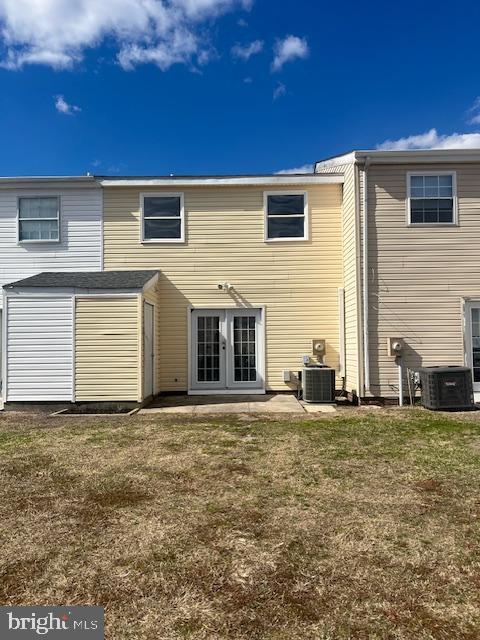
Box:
100;174;344;187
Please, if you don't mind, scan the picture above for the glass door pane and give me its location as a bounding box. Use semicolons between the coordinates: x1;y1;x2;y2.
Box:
233;315;257;382
197;315;220;382
226;309;262;390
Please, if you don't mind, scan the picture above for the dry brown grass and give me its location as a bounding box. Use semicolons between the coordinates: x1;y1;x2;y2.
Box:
1;408;480;639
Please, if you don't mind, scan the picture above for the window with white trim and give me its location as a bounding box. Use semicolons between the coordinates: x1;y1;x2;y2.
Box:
265;192;308;240
18;196;60;242
408;174;456;224
142;193;184;242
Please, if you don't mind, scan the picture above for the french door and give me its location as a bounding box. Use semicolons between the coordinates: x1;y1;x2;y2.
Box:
190;308;264;392
469;306;480;393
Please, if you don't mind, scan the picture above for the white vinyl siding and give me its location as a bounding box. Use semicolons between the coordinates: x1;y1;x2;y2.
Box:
5;296;73;401
0;187;102;310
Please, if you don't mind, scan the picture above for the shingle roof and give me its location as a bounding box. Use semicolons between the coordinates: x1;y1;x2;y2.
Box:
4;270;159;290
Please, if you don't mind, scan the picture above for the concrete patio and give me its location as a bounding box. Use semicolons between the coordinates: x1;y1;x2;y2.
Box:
140;393;337;415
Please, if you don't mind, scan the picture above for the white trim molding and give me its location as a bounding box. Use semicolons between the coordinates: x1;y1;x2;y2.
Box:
102;175;344;187
17;194;62;244
140;192;185;244
263;190;309;242
406;171;458;227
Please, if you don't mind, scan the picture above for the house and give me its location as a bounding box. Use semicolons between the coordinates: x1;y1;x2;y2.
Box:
0;176;103;390
316;149;480;402
101;174;345;397
3;148;480;408
2;172;346;406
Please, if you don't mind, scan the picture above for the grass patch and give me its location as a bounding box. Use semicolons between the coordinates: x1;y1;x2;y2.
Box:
1;407;480;638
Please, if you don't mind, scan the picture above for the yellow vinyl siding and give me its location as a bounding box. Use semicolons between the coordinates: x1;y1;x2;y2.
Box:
75;296;140;401
103;185;343;392
364;163;480;397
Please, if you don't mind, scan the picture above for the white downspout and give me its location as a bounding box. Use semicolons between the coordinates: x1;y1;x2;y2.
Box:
397;358;404;406
362;157;371;394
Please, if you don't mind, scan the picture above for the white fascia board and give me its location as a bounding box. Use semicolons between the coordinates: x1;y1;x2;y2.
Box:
0;176;99;190
354;150;480;164
142;272;160;293
316;149;480;169
100;175;344;187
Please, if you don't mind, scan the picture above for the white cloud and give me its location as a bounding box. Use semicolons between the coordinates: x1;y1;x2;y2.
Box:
54;95;81;115
0;0;250;71
271;35;308;72
243;76;252;83
377;128;480;150
276;163;313;174
231;39;263;60
467;97;480;124
273;82;286;100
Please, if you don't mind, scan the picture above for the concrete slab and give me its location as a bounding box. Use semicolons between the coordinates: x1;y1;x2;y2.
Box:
302;403;337;414
195;402;250;414
140;393;306;415
139;405;196;414
248;395;304;414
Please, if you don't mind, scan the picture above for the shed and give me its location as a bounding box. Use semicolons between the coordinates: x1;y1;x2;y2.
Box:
2;270;159;406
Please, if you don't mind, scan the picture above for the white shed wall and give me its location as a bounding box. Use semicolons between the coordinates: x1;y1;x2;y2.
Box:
5;295;73;401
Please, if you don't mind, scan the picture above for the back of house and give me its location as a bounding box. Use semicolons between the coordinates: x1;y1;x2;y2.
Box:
317;149;480;402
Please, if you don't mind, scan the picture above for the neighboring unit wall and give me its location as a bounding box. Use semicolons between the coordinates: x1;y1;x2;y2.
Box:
340;164;360;395
5;295;73;401
75;296;140;401
103;184;343;392
0;186;103;309
365;163;480;397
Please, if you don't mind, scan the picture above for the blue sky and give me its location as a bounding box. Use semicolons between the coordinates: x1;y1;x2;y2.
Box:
1;0;480;176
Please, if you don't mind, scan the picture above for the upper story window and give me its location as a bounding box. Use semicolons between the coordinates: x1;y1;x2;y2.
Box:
407;173;456;225
264;192;308;241
18;196;60;242
141;193;184;242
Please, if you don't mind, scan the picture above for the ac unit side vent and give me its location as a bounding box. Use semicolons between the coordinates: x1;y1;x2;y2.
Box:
419;366;474;411
302;367;335;403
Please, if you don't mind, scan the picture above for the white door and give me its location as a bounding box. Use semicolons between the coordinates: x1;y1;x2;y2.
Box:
469;306;480;393
190;308;263;392
144;302;154;398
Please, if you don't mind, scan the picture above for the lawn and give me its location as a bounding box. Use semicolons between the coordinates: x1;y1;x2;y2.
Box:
1;408;480;639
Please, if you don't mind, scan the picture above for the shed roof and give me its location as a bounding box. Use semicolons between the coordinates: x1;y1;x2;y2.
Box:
4;270;159;290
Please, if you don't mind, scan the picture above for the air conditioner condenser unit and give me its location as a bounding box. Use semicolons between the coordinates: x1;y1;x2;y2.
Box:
302;366;335;403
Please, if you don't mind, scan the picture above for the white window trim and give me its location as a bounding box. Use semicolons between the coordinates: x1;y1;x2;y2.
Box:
406;171;458;227
17;195;61;244
140;192;185;243
263;190;309;242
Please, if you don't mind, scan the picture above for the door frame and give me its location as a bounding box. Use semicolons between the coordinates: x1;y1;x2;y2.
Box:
464;299;480;393
143;300;155;399
187;305;266;395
